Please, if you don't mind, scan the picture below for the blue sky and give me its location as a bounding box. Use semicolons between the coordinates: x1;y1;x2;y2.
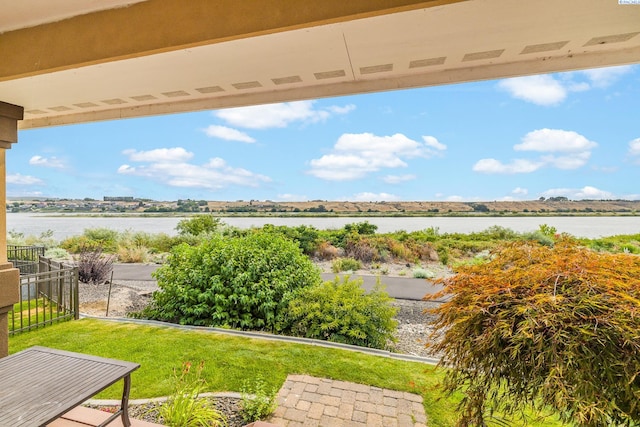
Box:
9;65;640;202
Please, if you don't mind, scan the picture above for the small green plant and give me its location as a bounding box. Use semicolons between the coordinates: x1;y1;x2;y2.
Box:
412;268;435;279
239;375;278;423
44;247;70;260
331;257;362;273
158;361;227;427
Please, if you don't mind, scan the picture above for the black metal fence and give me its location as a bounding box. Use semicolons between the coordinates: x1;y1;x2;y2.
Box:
7;245;46;275
9;256;79;336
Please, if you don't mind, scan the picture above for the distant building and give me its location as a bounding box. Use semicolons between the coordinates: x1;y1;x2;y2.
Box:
104;196;135;202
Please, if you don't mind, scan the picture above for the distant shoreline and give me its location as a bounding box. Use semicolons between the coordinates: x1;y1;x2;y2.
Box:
8;198;640;217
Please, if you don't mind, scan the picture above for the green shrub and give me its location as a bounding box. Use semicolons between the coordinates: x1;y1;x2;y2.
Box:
139;232;321;331
284;276;398;349
175;215;221;237
44;247;70;260
428;239;640;426
239;375;277;423
331;257;362;273
261;224;320;256
83;228;119;252
343;221;378;235
412;268;435;279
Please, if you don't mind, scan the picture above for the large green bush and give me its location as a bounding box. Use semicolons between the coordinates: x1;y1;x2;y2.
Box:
140;232;322;331
428;239;640;426
283;276;398;349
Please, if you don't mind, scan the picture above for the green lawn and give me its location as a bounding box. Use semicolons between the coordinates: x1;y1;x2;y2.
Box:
9;319;566;427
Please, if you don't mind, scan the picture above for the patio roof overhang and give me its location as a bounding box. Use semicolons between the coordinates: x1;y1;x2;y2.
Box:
1;0;639;130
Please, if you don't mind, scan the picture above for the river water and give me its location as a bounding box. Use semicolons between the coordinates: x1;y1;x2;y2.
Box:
6;213;640;240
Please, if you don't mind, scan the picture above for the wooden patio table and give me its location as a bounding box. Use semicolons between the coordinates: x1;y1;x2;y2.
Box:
0;346;139;427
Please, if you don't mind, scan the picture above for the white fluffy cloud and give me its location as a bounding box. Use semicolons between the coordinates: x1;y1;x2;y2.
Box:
515;129;597;152
383;174;417;184
474;128;596;174
580;65;633;88
308;133;445;181
118;148;270;190
276;194;308;202
498;75;567;106
541;186;614;200
7;173;44;185
473;158;544;174
122;147;193;162
512;187;528;196
203;125;255;143
29;155;65;169
339;192;401;202
498;65;635;105
214;100;355;130
629;138;640;160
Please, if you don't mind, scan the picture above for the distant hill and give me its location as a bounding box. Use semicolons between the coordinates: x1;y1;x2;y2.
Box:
206;199;640;215
7;198;640;215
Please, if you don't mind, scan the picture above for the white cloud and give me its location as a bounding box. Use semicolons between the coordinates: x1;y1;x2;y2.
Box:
498;75;566;106
512;187;528;196
119;148;270;190
7;173;44;185
542;186;614;200
276;194;308;202
214;100;354;129
29;155;65;169
122;147;193;162
308;133;445;181
542;152;591;170
422;135;447;151
343;192;401;202
473;158;544;174
621;193;640;201
515;129;597;152
475;128;596;174
580;65;633;88
499;65;636;105
327;104;356;114
629;138;640;160
383;174;417;184
203;125;255;143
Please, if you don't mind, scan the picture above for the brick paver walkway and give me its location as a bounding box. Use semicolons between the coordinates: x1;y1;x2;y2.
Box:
267;374;427;427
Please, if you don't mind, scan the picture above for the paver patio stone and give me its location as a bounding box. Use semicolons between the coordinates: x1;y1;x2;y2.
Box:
267;374;427;426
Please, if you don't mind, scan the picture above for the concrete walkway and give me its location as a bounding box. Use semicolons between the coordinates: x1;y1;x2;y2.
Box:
111;264;445;301
267;375;427;427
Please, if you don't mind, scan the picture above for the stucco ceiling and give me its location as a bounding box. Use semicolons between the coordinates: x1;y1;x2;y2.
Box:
1;0;639;129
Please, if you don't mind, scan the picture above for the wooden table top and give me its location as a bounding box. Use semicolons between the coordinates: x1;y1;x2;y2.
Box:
0;346;139;427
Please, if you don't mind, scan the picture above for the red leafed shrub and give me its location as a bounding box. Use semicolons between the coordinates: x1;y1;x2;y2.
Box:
426;238;640;427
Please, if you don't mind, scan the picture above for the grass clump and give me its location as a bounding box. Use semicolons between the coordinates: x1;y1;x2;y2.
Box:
331;257;361;273
412;268;435;279
158;361;227;427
